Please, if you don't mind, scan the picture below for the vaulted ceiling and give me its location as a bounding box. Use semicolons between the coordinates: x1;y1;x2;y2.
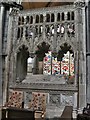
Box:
21;2;73;9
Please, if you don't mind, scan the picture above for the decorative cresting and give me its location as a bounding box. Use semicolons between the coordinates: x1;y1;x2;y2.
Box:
13;5;75;54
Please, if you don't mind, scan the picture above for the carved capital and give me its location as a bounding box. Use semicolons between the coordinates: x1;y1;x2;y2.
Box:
74;0;85;8
9;7;20;16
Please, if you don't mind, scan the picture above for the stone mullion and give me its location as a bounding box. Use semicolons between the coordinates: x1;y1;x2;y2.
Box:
33;14;36;24
22;16;26;41
13;16;18;47
60;12;62;21
53;24;57;53
31;26;35;52
42;13;46;41
50;14;51;22
65;22;68;41
32;15;39;73
31;15;35;52
64;11;69;40
64;11;67;21
52;13;57;53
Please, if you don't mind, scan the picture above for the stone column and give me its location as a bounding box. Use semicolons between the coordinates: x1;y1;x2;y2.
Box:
74;0;86;108
38;61;43;74
0;3;5;107
33;55;39;74
86;0;90;103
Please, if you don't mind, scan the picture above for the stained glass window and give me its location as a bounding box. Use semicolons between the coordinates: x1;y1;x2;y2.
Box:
43;51;74;77
61;51;74;76
43;51;52;75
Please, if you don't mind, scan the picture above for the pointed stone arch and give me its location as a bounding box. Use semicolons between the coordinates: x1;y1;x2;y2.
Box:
14;41;31;55
34;40;52;53
57;42;75;83
35;42;50;60
59;43;74;53
58;41;77;53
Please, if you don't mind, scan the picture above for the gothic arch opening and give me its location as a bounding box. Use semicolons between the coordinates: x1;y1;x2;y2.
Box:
34;42;50;74
57;43;74;84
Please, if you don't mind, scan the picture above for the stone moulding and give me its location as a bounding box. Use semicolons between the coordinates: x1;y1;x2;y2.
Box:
10;82;78;92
